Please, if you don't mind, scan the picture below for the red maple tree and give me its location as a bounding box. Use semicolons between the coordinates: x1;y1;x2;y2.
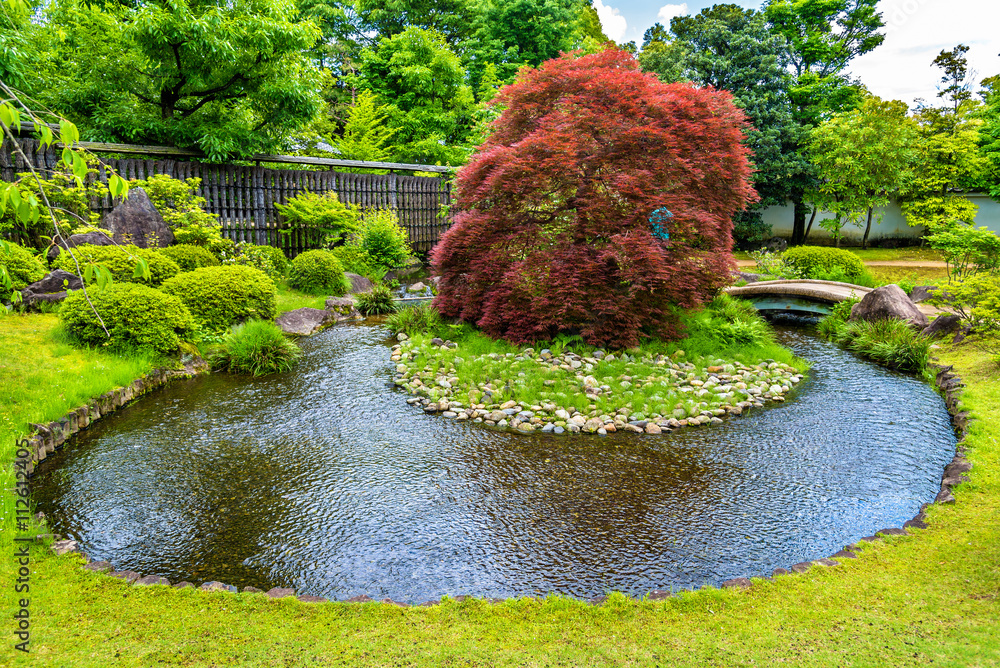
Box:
431;49;757;349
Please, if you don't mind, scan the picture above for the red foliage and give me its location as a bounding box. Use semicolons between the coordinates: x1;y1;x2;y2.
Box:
431;49;757;349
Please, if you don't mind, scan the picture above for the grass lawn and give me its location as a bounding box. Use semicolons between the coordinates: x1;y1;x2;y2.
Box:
275;281;328;313
734;247;944;264
3;314;998;666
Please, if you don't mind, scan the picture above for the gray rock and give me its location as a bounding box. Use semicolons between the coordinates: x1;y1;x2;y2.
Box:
135;575;170;586
266;587;296;599
102;187;174;248
406;281;429;293
200;581;237;593
324;297;360;320
275;307;333;336
172;581;195;589
721;577;752;589
344;272;373;294
553;426;565;434
109;570;141;583
346;594;373;603
849;284;929;329
922;314;961;339
243;586;264;593
51;539;78;555
297;595;329;603
22;270;83;300
790;562;813;574
47;230;117;261
83;561;113;573
908;285;937;303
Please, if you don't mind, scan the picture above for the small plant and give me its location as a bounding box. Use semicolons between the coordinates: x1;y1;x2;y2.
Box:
387;302;441;335
2;161;105;246
137;175;224;248
289;249;349;295
930;273;1000;335
924;224;1000;282
275;190;361;249
748;248;796;279
60;282;195;354
841;318;930;372
355;284;397;315
330;245;374;277
161;244;220;272
160;265;277;333
816;294;861;341
807;264;877;287
350;209;412;271
783;246;866;281
210;319;301;376
53;244;181;286
0;240;45;291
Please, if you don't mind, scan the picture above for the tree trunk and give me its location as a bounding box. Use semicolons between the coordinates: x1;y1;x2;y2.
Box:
803;205;818;242
862;207;874;250
790;193;808;246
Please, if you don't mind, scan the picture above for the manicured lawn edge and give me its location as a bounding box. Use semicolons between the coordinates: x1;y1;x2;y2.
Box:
4;314;999;666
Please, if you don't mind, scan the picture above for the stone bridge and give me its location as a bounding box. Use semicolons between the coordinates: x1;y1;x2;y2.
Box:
724;279;875;316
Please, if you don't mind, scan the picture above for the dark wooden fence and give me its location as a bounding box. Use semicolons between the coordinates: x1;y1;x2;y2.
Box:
1;137;453;255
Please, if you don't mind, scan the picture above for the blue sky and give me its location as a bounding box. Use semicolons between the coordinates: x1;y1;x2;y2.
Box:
592;0;1000;108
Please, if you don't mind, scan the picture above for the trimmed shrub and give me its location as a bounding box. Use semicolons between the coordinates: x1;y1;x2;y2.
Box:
60;283;194;353
211;319;301;376
1;241;45;291
431;50;755;348
289;249;349;295
161;244;220;272
219;242;287;281
137;175;224;248
53;244;181;286
783;246;866;281
355;284;397;315
330;245;374;277
352;209;412;271
160;265;277;333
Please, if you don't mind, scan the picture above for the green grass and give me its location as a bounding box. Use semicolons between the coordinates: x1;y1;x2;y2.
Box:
4;314;1000;666
275;281;329;313
736;248;942;263
868;266;950;287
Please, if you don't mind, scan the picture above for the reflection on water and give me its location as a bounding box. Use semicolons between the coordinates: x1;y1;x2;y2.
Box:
32;324;955;602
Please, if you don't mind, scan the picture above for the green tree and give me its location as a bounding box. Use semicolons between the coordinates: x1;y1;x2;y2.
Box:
30;0;323;160
764;0;886;244
332;89;396;163
807;96;917;248
355;0;476;45
355;26;475;165
638;5;810;246
980;74;1000;199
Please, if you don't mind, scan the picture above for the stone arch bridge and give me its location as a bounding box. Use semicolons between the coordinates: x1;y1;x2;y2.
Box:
723;279;874;316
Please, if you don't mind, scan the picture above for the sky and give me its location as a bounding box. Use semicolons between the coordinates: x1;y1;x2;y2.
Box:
591;0;1000;108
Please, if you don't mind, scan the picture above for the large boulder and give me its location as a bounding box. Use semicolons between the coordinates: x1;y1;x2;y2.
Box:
921;314;962;339
102;187;174;249
325;296;361;322
344;272;373;294
21;269;83;306
47;231;116;262
849;284;929;329
275;308;333;336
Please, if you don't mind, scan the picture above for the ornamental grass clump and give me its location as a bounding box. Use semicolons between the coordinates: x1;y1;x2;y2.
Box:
159;265;277;333
387;302;442;336
59;283;194;354
355;284;397;315
289;249;349;295
211;320;301;376
431;49;755;349
840;318;930;372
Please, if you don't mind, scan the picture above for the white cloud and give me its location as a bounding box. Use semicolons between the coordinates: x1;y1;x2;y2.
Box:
592;0;628;43
847;0;1000;107
657;3;689;25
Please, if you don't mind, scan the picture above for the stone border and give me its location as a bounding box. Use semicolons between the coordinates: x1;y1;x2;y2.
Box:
31;343;974;607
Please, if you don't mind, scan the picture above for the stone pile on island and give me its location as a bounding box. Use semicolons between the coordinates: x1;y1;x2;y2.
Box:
391;334;803;435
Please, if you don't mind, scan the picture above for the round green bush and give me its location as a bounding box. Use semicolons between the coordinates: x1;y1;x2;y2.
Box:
783;246;866;280
257;245;289;277
330;245;374;277
160;265;277;333
60;283;194;353
161;244;220;272
1;242;45;291
355;284;397;315
211;319;301;376
53;244;181;286
289;249;349;295
354;209;412;270
221;242;287;281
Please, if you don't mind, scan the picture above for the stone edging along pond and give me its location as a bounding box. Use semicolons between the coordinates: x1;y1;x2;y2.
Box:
21;333;975;607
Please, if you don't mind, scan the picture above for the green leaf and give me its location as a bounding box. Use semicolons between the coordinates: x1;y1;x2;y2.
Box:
60;119;80;147
40;125;54;148
109;173;129;199
0;103;12;128
132;257;151;281
61;147;74;167
72;152;88;183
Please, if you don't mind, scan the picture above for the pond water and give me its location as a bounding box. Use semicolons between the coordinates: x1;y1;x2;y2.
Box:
32;324;955;602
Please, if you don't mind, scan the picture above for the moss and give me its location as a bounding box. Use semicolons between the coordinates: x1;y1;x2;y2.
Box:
160;265;277;334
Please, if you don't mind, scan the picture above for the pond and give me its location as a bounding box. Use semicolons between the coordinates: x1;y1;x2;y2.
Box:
32;324;956;603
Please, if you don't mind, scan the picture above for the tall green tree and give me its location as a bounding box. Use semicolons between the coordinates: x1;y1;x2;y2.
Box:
807;96;917;248
332;89;396;163
638;4;810;246
355;26;475;165
979;74;1000;199
30;0;323;160
764;0;886;244
354;0;476;45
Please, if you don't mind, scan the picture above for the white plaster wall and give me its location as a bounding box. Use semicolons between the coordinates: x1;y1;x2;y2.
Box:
763;193;1000;243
